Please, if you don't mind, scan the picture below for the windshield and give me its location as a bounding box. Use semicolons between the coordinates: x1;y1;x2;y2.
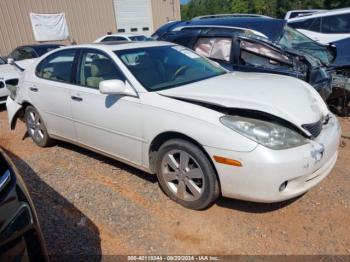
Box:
129;35;149;41
0;57;5;65
277;26;334;65
115;45;226;91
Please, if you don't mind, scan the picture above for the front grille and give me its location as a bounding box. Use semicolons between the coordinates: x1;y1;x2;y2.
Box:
302;119;323;138
0;81;4;89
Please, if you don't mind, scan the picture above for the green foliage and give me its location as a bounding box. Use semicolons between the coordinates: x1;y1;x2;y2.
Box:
181;0;350;20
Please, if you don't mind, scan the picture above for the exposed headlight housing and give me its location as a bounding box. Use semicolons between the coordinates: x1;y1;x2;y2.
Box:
220;115;308;150
5;79;19;100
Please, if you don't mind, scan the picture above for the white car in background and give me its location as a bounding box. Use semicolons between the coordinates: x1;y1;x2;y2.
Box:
7;44;64;69
284;10;324;20
6;42;341;209
288;8;350;44
1;44;63;104
0;57;20;104
94;33;150;43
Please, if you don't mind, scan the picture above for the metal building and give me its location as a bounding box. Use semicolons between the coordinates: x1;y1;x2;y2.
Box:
0;0;181;56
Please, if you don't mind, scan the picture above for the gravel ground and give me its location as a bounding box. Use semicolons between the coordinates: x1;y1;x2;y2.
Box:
0;105;349;259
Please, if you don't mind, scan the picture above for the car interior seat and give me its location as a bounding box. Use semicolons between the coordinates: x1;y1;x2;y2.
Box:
86;59;116;88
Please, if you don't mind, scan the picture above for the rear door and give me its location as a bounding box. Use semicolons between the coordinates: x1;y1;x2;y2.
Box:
28;49;78;141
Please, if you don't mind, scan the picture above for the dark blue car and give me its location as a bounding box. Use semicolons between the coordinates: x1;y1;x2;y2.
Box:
154;16;350;115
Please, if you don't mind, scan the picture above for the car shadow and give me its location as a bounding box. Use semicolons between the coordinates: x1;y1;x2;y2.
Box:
57;141;158;184
216;194;303;213
0;104;6;111
57;141;299;213
4;150;102;261
57;141;300;213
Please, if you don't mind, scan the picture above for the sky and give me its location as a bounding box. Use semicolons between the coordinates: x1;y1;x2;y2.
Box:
180;0;190;4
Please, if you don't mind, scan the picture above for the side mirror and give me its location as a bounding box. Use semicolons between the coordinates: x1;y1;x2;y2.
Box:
99;80;137;97
7;58;14;65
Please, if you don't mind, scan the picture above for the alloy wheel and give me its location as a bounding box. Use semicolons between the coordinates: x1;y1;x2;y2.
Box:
160;149;205;201
26;110;45;143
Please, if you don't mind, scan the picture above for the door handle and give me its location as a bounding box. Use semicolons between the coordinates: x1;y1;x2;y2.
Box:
29;87;38;92
71;96;83;102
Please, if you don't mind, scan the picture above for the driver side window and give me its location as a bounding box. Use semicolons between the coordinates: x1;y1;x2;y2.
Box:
239;40;292;69
77;50;125;89
194;37;232;62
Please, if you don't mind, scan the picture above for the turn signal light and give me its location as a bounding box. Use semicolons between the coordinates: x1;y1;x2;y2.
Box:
213;156;242;167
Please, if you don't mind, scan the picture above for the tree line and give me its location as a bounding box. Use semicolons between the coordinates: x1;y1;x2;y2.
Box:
181;0;350;20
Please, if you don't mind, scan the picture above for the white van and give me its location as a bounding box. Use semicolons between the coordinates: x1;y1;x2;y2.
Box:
288;8;350;44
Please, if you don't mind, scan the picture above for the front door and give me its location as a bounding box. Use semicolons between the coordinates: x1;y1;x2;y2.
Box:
70;49;143;165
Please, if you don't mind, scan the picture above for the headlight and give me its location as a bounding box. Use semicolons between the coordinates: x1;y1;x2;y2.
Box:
220;115;308;150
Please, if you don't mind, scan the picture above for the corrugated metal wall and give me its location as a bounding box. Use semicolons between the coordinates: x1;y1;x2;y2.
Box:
151;0;181;31
0;0;181;56
0;0;117;56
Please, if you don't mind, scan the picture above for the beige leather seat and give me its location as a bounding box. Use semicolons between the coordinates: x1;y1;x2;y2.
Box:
86;59;116;88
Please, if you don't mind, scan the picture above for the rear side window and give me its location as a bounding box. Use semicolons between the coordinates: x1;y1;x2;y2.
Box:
10;47;36;61
321;14;350;33
36;49;77;84
194;37;232;62
101;36;127;42
289;19;314;30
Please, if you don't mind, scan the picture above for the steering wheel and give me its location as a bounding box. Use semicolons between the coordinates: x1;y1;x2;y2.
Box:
171;65;189;81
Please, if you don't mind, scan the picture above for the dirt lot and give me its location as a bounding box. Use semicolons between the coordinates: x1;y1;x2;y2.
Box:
0;105;349;258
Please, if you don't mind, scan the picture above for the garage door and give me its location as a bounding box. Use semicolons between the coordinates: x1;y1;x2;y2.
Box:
113;0;154;35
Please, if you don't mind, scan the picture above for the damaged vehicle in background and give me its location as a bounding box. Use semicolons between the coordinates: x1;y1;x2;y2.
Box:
6;42;341;210
158;27;334;100
0;148;48;261
0;57;20;105
1;44;63;104
153;16;350;115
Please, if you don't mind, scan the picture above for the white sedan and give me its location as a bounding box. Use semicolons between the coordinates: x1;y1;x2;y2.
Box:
6;41;341;209
94;33;150;43
0;57;20;104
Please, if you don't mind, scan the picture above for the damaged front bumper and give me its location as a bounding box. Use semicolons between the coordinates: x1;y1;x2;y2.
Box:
204;114;341;203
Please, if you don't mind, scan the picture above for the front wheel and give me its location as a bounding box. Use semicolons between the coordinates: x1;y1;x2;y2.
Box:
156;139;219;210
25;106;53;147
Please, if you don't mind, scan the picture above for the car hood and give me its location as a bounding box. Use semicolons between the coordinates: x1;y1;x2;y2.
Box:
158;72;329;129
0;64;20;81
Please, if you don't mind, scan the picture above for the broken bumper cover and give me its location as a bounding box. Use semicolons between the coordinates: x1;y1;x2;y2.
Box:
6;96;22;129
205;115;341;203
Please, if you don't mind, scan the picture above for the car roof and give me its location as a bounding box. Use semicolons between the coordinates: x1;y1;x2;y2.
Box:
289;7;350;21
173;17;286;41
17;43;63;49
287;9;324;13
191;14;271;20
102;33;146;38
62;41;173;52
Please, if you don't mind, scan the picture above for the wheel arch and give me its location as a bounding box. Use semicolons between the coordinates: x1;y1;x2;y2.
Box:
11;101;40;129
8;100;33;130
148;131;221;192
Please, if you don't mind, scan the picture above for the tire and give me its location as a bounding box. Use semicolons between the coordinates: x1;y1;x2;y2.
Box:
24;106;53;147
156;139;219;210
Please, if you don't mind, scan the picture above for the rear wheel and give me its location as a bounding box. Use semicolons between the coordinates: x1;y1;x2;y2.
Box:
24;106;53;147
156;139;219;210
